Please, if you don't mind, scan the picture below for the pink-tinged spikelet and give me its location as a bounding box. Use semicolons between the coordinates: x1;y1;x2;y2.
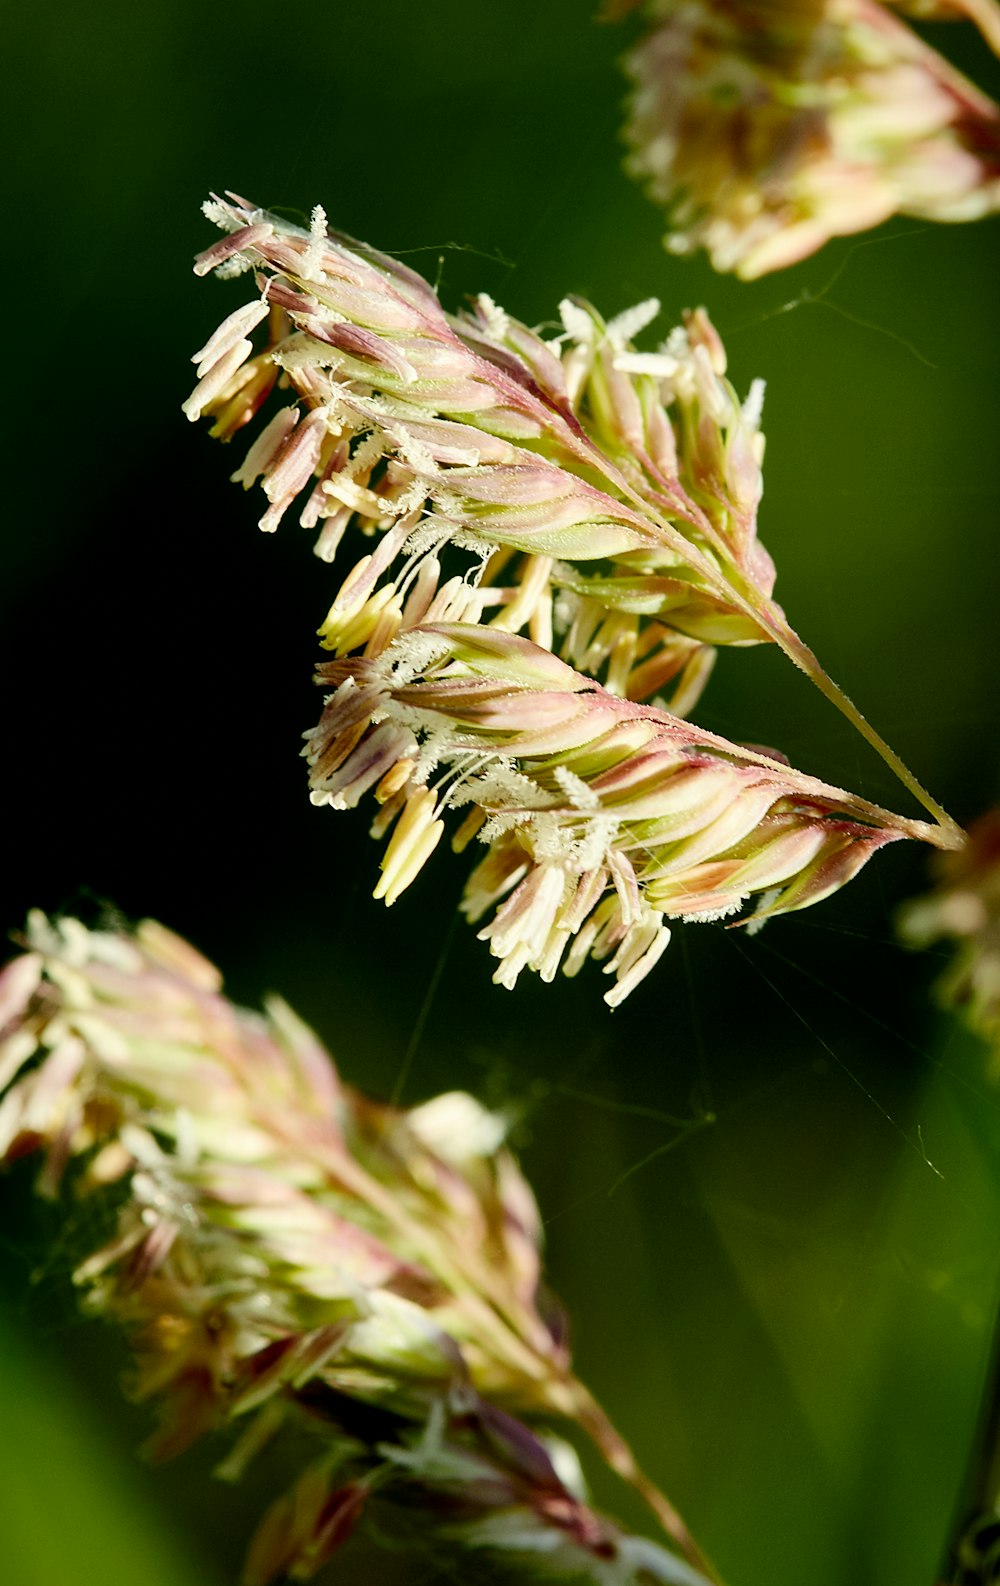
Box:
305;616;912;1005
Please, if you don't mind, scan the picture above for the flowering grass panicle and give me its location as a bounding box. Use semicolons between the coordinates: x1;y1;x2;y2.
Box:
305;620;922;1004
186;195;775;675
618;0;1000;278
187;196;962;846
0;913;715;1584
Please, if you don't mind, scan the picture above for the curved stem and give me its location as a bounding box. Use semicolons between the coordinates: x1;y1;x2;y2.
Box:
620;695;946;844
938;0;1000;65
561;1376;726;1586
937;1276;1000;1583
294;1121;722;1579
751;605;965;850
569;430;964;851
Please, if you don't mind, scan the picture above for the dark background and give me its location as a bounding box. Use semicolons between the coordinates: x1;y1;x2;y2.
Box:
3;4;1000;1584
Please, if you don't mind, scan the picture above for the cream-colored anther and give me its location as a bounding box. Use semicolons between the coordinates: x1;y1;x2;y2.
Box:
605;627;638;697
322;475;386;518
375;759;416;804
330;585;400;655
374;789;445;905
451;807;487;853
492;556;553;634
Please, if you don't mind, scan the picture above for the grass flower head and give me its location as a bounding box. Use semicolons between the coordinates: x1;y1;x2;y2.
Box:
307;619;918;1004
619;0;1000;277
900;808;1000;1072
181;195;963;1004
0;912;716;1583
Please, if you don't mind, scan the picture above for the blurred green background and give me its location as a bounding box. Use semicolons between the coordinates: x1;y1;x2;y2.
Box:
3;3;1000;1583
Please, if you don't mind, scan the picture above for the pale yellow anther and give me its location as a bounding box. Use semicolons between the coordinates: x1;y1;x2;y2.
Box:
375;759;416;804
382;821;445;906
374;789;445;905
209;360;275;441
606;630;638;698
317;556;376;646
370;789;406;841
327;585;400;655
481;544;517;584
363;598;404;658
331;554;373;610
322;476;387;518
528;595;553;653
491;556;553;634
451;807;487;854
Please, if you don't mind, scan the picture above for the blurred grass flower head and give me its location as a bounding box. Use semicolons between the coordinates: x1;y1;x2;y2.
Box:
901;808;1000;1070
0;912;715;1584
616;0;1000;276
